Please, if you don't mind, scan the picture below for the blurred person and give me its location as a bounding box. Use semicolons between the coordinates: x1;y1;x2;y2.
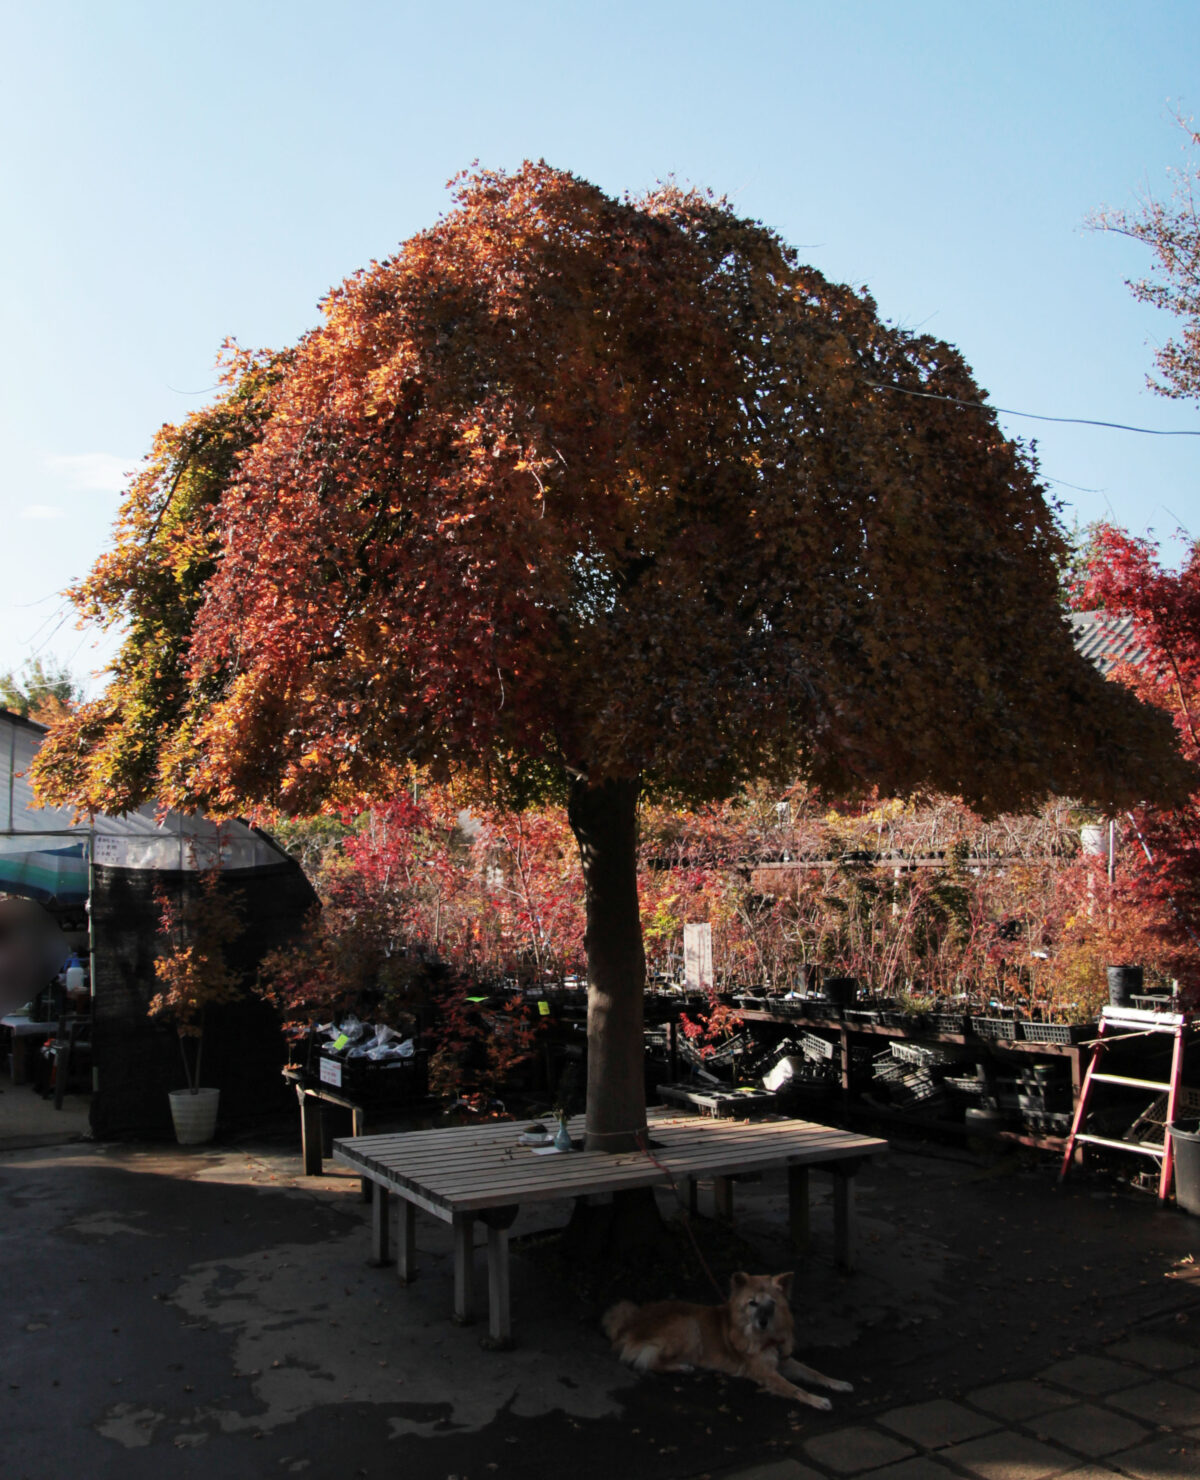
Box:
0;896;69;1016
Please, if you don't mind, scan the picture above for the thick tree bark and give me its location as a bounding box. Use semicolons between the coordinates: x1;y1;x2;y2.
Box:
567;774;647;1154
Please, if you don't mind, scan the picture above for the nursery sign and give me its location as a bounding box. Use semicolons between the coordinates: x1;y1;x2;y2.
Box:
683;922;713;992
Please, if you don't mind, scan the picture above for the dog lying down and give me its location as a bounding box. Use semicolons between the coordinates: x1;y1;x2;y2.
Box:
604;1271;851;1409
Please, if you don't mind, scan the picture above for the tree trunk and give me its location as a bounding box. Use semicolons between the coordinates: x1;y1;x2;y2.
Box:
567;774;647;1153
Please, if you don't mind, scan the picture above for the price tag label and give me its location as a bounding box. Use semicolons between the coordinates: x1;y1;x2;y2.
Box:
537;1001;551;1016
332;1033;349;1051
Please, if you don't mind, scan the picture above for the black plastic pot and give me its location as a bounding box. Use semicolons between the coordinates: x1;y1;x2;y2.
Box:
823;976;859;1006
1107;965;1144;1007
1169;1120;1200;1215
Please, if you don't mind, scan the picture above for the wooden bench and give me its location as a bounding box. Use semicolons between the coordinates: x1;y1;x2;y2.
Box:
333;1110;887;1348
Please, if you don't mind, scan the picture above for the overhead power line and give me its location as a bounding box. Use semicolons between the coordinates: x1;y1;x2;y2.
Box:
865;381;1200;436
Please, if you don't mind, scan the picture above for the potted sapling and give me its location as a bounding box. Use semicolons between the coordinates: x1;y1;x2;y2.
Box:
150;869;246;1145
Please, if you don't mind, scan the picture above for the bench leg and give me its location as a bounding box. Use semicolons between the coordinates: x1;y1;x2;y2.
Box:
396;1200;417;1285
788;1164;810;1251
687;1177;699;1216
832;1166;857;1272
713;1175;733;1222
484;1224;513;1350
351;1107;371;1202
452;1214;476;1324
369;1185;390;1266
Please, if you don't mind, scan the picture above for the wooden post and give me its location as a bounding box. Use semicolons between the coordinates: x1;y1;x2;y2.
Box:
687;1176;699;1215
839;1026;852;1096
713;1175;733;1222
369;1185;390;1266
788;1164;810;1250
832;1165;856;1272
485;1224;513;1349
452;1214;476;1324
396;1199;417;1284
300;1090;323;1176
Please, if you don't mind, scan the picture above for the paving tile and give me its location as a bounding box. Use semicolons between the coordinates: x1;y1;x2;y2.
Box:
1107;1380;1200;1429
938;1431;1074;1480
1029;1402;1148;1458
803;1427;916;1474
1056;1469;1123;1480
1106;1337;1198;1372
1135;1317;1200;1351
722;1462;825;1480
877;1400;998;1447
1173;1365;1200;1391
1038;1355;1146;1396
967;1381;1076;1422
1119;1433;1200;1479
858;1460;958;1480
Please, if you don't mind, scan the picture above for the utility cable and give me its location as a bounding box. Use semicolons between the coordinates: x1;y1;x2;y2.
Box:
865;382;1200;436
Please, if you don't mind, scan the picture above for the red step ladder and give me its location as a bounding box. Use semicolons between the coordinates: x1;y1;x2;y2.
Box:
1058;1005;1191;1202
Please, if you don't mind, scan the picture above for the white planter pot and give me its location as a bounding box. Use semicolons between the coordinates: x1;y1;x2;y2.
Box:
1080;824;1107;857
168;1087;220;1145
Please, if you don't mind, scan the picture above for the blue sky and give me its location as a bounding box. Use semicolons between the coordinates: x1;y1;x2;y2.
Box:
3;0;1198;691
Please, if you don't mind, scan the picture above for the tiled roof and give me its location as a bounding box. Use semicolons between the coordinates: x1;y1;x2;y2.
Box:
1069;610;1148;675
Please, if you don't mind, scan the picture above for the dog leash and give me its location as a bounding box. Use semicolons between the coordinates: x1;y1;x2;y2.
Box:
633;1128;729;1302
574;1120;735;1301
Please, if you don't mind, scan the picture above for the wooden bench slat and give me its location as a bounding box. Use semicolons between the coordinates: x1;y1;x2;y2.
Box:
335;1123;880;1171
333;1125;886;1214
419;1143;877;1200
336;1123;878;1175
336;1117;871;1165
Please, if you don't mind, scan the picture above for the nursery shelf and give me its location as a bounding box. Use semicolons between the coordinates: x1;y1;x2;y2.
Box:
736;1009;1087;1059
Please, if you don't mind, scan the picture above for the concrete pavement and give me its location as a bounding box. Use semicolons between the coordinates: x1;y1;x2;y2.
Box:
2;1121;1198;1480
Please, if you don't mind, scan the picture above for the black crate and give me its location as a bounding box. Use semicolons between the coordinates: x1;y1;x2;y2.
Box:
317;1051;429;1105
1020;1021;1092;1044
927;1012;968;1035
971;1016;1020;1041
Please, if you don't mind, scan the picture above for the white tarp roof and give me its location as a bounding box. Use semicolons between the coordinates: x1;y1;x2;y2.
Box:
0;709;287;874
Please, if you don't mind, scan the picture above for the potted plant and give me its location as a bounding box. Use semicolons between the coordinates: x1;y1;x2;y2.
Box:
149;869;246;1145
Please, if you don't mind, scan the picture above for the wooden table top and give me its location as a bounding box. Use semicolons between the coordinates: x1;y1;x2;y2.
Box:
332;1110;887;1217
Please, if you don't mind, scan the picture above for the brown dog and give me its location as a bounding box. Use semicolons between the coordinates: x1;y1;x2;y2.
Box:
603;1271;851;1408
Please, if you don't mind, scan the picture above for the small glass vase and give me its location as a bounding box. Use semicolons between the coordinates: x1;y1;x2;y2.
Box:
554;1117;573;1152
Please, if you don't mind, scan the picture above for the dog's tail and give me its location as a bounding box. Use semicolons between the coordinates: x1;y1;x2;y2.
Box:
602;1300;638;1344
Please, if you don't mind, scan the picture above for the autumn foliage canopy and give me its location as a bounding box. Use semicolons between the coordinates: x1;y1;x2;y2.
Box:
34;162;1187;822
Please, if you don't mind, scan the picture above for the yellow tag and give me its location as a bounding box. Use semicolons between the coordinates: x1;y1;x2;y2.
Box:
332;1033;350;1050
537;1001;551;1016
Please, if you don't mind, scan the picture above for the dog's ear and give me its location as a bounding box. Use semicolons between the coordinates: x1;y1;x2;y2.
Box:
774;1271;795;1298
730;1271;750;1293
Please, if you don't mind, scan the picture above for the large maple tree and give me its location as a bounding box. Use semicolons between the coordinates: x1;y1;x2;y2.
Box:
38;163;1189;1150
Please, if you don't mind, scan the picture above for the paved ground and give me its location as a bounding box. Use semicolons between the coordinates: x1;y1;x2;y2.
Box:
0;1074;90;1148
1;1100;1199;1480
